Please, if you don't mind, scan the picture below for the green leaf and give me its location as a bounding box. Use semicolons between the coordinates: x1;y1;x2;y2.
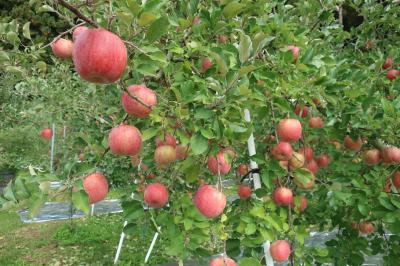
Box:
147;16;169;42
190;133;208;155
37;5;54;13
72;191;90;214
223;2;245;19
240;258;262;266
127;0;141;16
211;52;228;76
0;51;10;62
29;196;46;218
139;12;157;27
141;128;159;141
238;33;252;64
22;22;31;40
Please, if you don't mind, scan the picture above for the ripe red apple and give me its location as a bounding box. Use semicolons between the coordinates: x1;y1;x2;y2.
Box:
108;124;142;156
291;195;308;212
121;84;157;118
202;58;213;72
209;256;237;266
237;184;252;199
387;69;400;81
299;147;313;161
294;169;316;190
72;28;127;83
316;154;329;168
176;145;189;160
272;187;293;206
289;152;305;169
309;117;324;128
382;146;400;164
144;183;168;208
392;171;400;188
208;151;231;175
237;164;248;176
155;133;176;148
287;45;299;63
306;159;318;174
277;118;302;142
294;104;308;118
83;172;109;204
41;128;53;140
51;38;73;59
272;141;293;161
358;221;374;235
383;57;393;70
217;35;227;44
344;136;362;151
72;26;88;41
363;149;381;165
194;185;226;218
154;145;176;165
270;240;291;262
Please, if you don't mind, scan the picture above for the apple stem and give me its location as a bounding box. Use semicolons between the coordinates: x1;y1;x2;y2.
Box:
57;0;99;28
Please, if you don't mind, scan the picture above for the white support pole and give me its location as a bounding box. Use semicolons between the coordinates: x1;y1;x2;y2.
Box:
50;123;55;173
90;204;95;216
144;226;161;263
62;125;67;144
114;220;128;264
244;109;274;266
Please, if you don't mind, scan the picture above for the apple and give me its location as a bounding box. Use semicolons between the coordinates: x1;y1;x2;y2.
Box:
272;141;293;161
270;240;291;262
154;145;176;165
306;159;318;174
291;195;308;212
83;172;109;204
193;16;201;25
392;171;400;188
387;69;400;81
237;164;248;176
351;221;359;230
222;147;236;160
72;28;127;84
108;124;142;156
237;184;252;199
294;169;316;190
144;183;168;208
273;187;293;206
287;45;299;63
309;117;324;128
294;104;308;118
176;145;189;160
202;58;213;72
383;57;393;70
344;136;362;151
312;98;321;105
194;185;226;218
72;26;88;41
209;256;237;266
289;152;305;169
299;147;313;161
382;146;400;164
155;133;177;148
78;153;85;161
217;35;227;44
329;140;342;150
277;118;302;142
316;154;329;168
363;149;381;165
41;128;53;140
358;221;374;235
121;84;157;118
51;38;73;59
208;151;231;175
279;160;289;171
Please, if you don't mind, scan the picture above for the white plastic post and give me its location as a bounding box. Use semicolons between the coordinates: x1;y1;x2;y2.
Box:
114;220;128;264
244;109;274;266
50;123;55;173
90;204;95;216
144;226;161;263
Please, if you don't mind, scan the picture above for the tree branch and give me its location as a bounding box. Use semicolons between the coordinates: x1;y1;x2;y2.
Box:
40;22;87;49
56;0;99;28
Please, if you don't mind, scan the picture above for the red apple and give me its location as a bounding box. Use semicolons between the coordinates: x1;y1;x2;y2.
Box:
277;118;302;142
221;147;236;161
217;35;227;44
72;26;88;41
387;69;400;81
287;45;299;63
144;183;168;208
306;159;318;174
294;169;316;190
41;128;53;140
273;187;293;206
272;141;293;161
154;145;176;165
344;136;362;151
363;149;381;165
108;124;142;156
383;57;393;70
316;154;329;168
202;58;213;72
299;147;313;161
83;172;109;204
209;256;237;266
121;84;157;118
193;16;201;25
392;171;400;188
237;184;252;199
194;185;226;218
237;164;248;176
382;146;400;164
72;28;127;83
176;145;189;160
270;240;291;262
291;195;308;212
294;104;309;118
208;151;231;175
309;117;324;128
51;38;73;59
358;221;374;235
155;133;176;148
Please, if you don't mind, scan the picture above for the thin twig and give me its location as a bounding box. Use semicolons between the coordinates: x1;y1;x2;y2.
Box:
118;81;153;110
124;41;150;56
40;22;87;49
56;0;99;27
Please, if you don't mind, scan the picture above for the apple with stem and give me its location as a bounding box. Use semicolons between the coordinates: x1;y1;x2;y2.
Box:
83;172;109;204
144;183;168;208
121;84;157;118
